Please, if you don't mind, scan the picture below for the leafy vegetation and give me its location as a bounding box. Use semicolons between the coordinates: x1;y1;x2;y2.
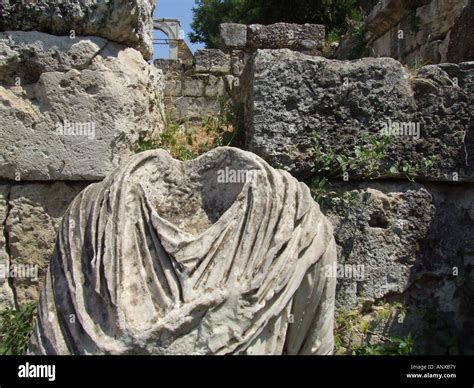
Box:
389;155;436;182
335;304;414;355
311;131;393;202
190;0;365;48
351;21;368;57
0;303;36;355
352;334;414;355
311;130;436;203
134;97;236;160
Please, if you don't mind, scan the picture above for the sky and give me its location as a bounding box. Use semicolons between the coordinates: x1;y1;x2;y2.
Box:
153;0;205;60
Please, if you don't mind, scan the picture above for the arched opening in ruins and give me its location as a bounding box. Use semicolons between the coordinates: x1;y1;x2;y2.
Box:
153;18;181;60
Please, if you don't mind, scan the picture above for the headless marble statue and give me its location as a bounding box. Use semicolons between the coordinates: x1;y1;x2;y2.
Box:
28;147;337;355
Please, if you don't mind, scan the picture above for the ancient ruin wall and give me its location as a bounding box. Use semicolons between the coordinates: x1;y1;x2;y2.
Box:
0;1;166;310
336;0;473;66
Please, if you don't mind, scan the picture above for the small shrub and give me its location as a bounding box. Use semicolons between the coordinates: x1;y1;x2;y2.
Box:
389;155;436;182
352;334;414;356
0;303;36;355
134;97;235;161
311;131;392;203
311;130;437;203
334;305;414;356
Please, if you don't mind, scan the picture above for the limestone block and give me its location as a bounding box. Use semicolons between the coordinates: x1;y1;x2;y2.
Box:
0;31;165;181
205;75;225;98
0;0;155;59
242;49;473;181
195;49;231;74
6;182;89;307
171;96;221;121
247;23;325;52
447;2;474;63
182;75;207;97
326;180;474;354
220;23;247;49
416;0;469;41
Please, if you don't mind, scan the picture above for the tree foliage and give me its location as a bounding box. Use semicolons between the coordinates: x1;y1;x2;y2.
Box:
190;0;364;48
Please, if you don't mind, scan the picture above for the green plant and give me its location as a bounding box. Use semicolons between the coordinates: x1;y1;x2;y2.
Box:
311;130;437;203
353;21;366;43
134;137;160;153
351;21;368;57
134;97;236;160
389;155;436;182
334;307;362;353
352;334;414;355
200;97;236;149
311;131;392;202
325;28;344;46
0;303;36;355
406;60;434;80
334;304;414;356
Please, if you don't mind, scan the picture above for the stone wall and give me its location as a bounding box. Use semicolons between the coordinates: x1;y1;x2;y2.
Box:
242;50;472;182
156;22;326;123
0;182;89;308
239;48;474;354
220;22;325;54
155;49;236;122
323;181;474;354
336;0;474;66
0;0;156;60
0;2;165;310
0;32;164;181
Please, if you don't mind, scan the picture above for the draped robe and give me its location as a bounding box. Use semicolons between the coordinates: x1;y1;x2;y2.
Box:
28;147;337;355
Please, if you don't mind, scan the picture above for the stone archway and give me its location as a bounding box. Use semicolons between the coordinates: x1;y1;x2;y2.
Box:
154;18;181;60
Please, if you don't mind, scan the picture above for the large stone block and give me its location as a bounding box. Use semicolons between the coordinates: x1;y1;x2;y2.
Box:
194;49;231;74
220;23;247;49
324;180;474;354
447;1;474;63
242;49;473;181
0;0;155;59
366;0;430;38
182;75;207;97
5;182;89;307
164;78;182;97
154;59;184;98
323;182;435;306
154;59;185;76
169;96;221;121
204;75;225;98
247;23;325;53
343;0;471;66
416;0;468;41
0;31;165;181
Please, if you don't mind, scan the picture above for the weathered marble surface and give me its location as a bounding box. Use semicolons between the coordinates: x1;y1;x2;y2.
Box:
28;147;337;355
